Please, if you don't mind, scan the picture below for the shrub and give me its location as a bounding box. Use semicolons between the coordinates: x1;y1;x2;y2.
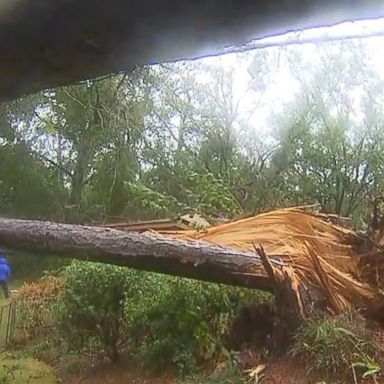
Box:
54;261;134;362
125;275;265;375
52;260;268;373
290;313;381;380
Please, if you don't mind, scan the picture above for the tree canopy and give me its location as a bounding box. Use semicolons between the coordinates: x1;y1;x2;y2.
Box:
1;40;384;230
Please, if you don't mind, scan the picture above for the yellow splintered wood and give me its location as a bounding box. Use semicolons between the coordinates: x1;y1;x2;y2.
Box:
157;208;382;314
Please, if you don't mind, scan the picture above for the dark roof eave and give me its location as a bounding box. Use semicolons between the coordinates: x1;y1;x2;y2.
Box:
0;0;383;100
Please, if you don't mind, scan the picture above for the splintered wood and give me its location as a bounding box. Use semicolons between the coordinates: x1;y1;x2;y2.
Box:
158;207;384;318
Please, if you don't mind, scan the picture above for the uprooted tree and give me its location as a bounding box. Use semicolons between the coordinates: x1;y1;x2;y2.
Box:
1;208;384;341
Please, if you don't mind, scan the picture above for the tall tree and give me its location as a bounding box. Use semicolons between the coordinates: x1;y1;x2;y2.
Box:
271;41;384;227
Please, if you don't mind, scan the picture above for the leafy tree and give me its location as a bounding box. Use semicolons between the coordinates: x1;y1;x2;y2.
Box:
1;40;384;231
270;41;384;227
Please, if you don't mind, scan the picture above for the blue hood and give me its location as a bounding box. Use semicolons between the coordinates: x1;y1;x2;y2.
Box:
0;256;10;281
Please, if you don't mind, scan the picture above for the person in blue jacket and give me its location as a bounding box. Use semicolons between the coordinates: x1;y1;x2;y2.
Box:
0;250;11;298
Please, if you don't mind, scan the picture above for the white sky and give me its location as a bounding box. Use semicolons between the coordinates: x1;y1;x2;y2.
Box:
196;18;384;136
23;18;384;163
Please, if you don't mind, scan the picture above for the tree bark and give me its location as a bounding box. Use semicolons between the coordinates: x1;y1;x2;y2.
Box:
0;217;273;291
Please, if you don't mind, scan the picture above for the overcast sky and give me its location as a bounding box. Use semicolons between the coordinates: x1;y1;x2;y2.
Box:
195;17;384;136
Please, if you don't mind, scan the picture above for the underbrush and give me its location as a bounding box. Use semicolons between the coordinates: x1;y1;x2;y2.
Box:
16;275;62;340
14;261;268;376
14;262;384;382
126;275;264;374
290;312;382;382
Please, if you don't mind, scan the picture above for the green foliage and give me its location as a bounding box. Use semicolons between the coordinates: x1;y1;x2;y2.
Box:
290;314;381;380
0;144;65;219
125;182;186;218
353;356;381;380
185;172;240;218
2;41;384;229
268;42;384;227
52;261;263;373
53;261;263;373
125;275;262;375
0;365;10;384
54;261;133;361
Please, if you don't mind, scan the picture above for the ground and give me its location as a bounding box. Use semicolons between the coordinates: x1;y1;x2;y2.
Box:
0;280;20;351
1;348;383;384
63;356;305;384
62;356;383;384
66;356;173;384
0;354;57;383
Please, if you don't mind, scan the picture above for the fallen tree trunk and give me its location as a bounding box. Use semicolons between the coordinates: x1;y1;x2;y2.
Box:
2;209;383;328
0;217;273;291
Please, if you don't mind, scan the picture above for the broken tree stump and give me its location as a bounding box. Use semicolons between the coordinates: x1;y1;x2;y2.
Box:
256;245;327;351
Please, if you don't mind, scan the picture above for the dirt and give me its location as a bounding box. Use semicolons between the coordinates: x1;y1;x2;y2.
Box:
259;357;320;384
227;303;275;351
259;357;384;384
65;356;174;384
6;337;380;384
14;351;381;384
61;353;344;384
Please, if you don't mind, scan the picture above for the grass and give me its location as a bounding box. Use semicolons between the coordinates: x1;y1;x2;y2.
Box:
0;354;57;383
0;279;23;305
290;313;381;381
0;280;23;351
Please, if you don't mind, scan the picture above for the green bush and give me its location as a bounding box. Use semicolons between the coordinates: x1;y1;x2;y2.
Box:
53;260;267;373
290;313;381;381
54;261;134;361
125;275;264;375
